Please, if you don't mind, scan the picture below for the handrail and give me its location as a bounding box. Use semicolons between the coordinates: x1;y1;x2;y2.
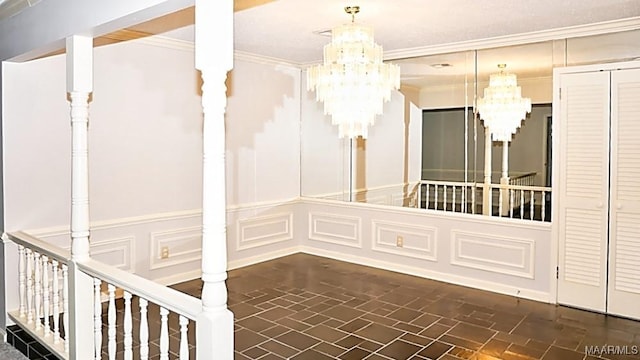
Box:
75;258;201;320
5;231;69;263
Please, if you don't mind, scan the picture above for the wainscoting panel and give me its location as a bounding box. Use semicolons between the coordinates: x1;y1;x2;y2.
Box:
237;212;293;250
451;230;535;279
149;226;202;271
308;212;361;248
90;236;135;272
372;220;437;261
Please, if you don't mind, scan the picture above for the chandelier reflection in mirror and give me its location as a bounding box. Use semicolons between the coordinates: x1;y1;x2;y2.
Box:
477;64;532;142
307;5;400;139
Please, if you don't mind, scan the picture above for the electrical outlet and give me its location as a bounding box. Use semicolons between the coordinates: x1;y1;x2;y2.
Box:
396;236;404;247
161;246;169;259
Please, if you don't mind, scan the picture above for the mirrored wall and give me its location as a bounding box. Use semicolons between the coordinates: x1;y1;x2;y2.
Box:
300;28;640;209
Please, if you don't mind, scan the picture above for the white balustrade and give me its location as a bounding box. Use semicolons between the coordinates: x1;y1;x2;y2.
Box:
5;232;71;358
419;180;550;222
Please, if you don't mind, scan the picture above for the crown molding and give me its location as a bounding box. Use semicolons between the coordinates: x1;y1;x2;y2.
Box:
384;16;640;61
233;50;301;68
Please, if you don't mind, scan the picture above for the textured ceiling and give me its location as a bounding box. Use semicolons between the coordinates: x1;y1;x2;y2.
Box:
230;0;640;64
151;0;640;87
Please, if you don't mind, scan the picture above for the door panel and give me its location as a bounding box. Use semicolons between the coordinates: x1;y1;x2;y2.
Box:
557;71;610;312
608;68;640;320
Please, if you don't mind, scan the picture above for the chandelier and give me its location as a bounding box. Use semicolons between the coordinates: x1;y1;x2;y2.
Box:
307;5;400;139
477;64;531;142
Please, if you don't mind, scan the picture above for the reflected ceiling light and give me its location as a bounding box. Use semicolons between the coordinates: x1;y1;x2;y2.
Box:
477;64;531;142
430;63;452;69
307;5;400;139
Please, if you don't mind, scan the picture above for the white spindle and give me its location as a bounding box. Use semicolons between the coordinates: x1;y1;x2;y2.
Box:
425;184;430;209
63;264;69;353
34;252;42;331
108;284;116;360
509;189;514;218
124;291;133;360
179;315;189;359
443;185;448;211
498;188;504;215
52;261;60;344
26;249;34;324
18;245;26;318
530;190;535;220
434;185;438;210
452;185;457;212
520;190;525;219
94;279;102;360
43;256;50;337
542;192;547;222
471;186;476;214
139;298;149;360
160;307;169;360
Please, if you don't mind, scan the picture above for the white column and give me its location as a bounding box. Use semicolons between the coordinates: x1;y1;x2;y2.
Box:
195;1;234;359
500;140;510;214
66;35;96;360
482;127;492;215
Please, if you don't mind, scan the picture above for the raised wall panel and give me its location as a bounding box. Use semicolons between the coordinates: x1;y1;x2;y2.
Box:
451;230;535;279
90;236;135;272
149;226;202;270
372;220;437;261
237;212;293;250
308;212;361;248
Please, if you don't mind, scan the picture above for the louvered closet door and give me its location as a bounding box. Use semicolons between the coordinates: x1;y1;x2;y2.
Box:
557;71;610;312
608;68;640;320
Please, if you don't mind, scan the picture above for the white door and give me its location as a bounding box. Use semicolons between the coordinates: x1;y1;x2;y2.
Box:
557;71;610;312
607;68;640;319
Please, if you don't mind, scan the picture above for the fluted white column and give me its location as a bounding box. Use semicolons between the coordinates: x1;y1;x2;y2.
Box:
66;34;96;360
195;0;234;359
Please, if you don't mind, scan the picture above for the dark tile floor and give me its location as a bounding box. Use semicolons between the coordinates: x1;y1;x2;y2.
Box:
171;253;640;360
9;253;640;359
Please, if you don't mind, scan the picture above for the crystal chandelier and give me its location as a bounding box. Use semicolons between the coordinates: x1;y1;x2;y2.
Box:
477;64;531;142
307;5;400;139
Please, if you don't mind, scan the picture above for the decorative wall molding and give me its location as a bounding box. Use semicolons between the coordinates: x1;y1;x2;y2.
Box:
149;226;202;271
451;230;535;279
372;220;437;261
237;212;294;250
308;212;362;248
89;236;136;273
301;246;550;303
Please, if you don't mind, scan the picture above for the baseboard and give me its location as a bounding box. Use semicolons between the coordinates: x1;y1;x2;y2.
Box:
227;246;301;271
300;246;551;303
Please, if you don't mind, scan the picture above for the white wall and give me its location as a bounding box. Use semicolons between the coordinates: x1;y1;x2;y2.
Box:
301;81;422;206
3;39;303;285
300;70;350;199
